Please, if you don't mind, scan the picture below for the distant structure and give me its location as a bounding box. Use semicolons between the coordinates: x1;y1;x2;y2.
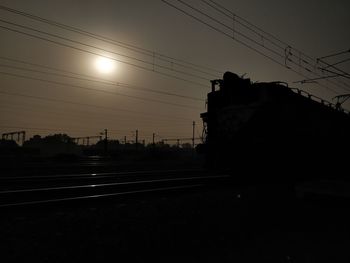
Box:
72;136;102;146
161;137;200;148
200;72;350;180
1;131;26;145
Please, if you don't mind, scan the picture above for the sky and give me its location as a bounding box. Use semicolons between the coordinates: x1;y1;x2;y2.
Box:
0;0;349;144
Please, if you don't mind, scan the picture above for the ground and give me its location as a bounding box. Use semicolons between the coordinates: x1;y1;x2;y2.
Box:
1;185;350;262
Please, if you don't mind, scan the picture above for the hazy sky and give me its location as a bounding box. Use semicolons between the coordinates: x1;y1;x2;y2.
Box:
0;0;349;144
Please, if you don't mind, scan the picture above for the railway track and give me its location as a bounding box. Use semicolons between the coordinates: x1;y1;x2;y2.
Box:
1;158;137;176
0;170;231;207
0;169;209;189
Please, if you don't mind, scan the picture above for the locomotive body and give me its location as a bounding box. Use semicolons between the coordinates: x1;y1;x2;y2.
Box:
200;72;350;181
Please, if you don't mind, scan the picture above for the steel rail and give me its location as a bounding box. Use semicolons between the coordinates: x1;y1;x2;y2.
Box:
0;174;229;194
0;169;205;181
0;184;203;208
0;174;231;207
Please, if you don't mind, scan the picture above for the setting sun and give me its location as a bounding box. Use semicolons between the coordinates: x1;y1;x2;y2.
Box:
95;56;115;74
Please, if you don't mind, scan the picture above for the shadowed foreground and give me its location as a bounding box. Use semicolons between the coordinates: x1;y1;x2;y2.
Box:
1;184;349;262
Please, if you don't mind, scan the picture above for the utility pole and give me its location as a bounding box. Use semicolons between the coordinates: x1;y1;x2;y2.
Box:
192;121;195;149
152;133;155;146
124;136;127;144
104;129;108;154
135;129;138;150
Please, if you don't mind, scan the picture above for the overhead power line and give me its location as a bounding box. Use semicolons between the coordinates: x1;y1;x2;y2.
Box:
0;100;197;127
318;68;350;78
0;103;194;127
161;1;298;72
177;0;284;60
315;49;350;91
0;125;147;138
162;0;350;95
0;4;224;81
0;4;223;76
0;89;194;122
0;125;102;134
0;68;202;110
317;49;350;60
204;0;348;73
201;0;292;52
0;56;204;102
293;74;350;84
0;19;212;86
0;125;198;142
322;58;350;69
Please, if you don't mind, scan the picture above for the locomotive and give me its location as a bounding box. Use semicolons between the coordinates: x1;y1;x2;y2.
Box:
200;72;350;182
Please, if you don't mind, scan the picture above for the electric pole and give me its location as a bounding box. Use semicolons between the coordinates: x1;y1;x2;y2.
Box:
104;129;108;154
135;129;138;150
152;133;155;146
192;121;195;149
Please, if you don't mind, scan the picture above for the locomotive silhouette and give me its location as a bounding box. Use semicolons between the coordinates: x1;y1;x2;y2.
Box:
200;72;350;182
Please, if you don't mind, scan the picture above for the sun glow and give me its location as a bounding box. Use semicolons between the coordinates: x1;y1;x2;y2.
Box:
95;56;115;74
